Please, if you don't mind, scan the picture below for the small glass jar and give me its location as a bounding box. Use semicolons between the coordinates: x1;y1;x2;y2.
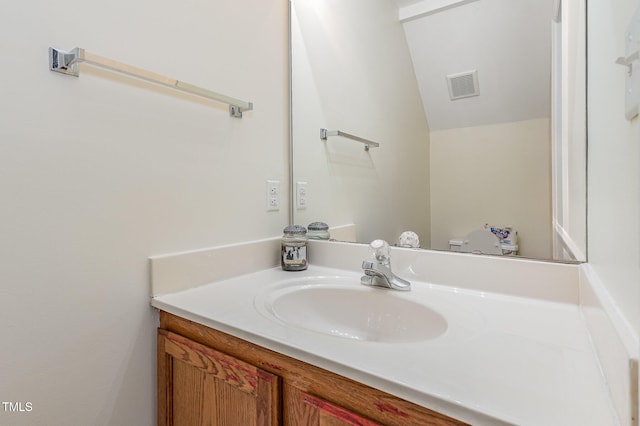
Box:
281;225;308;271
307;222;330;240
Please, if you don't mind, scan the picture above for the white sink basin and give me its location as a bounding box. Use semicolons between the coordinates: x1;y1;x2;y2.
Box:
255;276;447;343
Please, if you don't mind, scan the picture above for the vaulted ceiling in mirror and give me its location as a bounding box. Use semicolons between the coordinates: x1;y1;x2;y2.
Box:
396;0;554;130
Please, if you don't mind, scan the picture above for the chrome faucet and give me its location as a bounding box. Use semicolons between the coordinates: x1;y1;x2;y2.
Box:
360;240;411;291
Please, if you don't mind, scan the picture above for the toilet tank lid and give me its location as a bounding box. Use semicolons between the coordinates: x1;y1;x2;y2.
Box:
448;238;518;250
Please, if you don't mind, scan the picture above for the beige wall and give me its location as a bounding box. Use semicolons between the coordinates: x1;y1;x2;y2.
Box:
430;118;552;259
587;0;640;336
0;0;288;424
291;0;431;246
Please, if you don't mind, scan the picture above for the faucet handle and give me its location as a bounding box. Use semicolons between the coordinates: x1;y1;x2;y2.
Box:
362;260;374;269
369;239;391;265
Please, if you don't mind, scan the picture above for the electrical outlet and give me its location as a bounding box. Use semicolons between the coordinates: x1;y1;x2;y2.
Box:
266;180;280;211
296;181;308;210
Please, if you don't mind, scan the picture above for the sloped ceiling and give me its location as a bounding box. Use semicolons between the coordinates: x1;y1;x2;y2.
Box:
396;0;554;131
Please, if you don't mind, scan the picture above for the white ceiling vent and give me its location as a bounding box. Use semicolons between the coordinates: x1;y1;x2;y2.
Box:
446;70;480;100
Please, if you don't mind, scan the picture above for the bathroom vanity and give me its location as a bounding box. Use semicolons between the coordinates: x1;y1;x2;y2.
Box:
158;311;463;425
151;239;622;425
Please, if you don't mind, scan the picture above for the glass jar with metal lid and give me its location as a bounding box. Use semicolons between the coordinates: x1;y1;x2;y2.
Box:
307;222;330;240
281;225;308;271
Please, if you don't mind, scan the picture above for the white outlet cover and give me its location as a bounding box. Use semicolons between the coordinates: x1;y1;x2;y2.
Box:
296;181;308;210
266;180;280;211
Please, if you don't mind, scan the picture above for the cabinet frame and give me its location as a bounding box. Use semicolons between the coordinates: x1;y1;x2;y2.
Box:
158;311;466;426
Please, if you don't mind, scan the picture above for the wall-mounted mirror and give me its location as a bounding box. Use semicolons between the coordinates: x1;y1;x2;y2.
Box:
290;0;586;262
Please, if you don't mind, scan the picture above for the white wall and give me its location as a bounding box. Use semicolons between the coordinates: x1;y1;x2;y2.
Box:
0;0;288;424
587;0;640;337
430;118;552;259
291;0;431;246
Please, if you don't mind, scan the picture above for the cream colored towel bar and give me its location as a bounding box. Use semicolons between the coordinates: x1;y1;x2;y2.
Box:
49;47;253;118
320;128;380;151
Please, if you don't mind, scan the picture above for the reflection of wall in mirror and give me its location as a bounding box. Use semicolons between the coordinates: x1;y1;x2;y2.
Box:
430;118;552;259
292;0;431;246
292;0;559;259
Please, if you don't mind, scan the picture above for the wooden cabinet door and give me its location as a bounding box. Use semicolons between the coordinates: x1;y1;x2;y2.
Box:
158;329;280;426
285;385;382;426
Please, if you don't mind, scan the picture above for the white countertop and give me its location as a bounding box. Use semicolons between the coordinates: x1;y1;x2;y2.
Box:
151;264;617;426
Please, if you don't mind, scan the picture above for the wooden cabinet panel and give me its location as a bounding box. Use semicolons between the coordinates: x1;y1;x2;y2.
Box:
158;329;280;426
285;384;382;426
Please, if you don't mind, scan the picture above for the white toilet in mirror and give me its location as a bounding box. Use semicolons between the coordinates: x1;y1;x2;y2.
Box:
449;227;518;256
